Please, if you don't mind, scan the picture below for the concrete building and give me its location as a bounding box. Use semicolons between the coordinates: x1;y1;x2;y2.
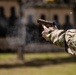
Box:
0;0;75;27
0;0;19;17
24;0;74;28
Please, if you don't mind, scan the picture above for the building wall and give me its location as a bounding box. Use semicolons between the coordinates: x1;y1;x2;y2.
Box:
24;7;74;27
0;1;19;17
50;8;74;25
0;0;74;27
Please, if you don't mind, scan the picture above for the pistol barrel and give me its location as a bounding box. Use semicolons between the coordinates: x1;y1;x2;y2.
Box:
37;19;55;25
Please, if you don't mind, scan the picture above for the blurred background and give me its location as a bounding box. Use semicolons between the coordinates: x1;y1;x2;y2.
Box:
0;0;76;75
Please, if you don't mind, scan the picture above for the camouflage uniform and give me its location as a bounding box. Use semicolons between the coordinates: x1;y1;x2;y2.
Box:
45;29;76;55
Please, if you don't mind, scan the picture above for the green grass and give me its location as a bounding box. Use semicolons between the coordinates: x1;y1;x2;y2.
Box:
0;52;76;75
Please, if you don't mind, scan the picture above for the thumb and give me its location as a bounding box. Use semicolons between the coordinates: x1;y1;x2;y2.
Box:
52;25;58;29
42;25;48;30
54;25;58;29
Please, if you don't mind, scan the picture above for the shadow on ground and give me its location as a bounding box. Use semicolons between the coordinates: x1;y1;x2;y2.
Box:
0;56;76;69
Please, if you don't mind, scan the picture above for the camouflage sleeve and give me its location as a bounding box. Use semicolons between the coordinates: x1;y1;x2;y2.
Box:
48;29;65;47
65;29;76;55
47;29;76;55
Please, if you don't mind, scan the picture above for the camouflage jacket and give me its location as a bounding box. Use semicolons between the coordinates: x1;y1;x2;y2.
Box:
47;29;76;55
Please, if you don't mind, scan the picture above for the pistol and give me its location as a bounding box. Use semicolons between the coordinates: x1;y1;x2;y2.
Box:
37;19;57;28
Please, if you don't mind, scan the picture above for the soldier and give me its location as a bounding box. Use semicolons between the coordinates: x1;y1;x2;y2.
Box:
42;24;76;55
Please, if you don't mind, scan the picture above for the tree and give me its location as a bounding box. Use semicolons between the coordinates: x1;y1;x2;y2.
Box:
17;0;26;61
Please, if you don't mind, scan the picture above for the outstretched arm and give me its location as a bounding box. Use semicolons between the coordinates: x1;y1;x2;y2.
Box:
42;25;65;47
42;25;76;55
